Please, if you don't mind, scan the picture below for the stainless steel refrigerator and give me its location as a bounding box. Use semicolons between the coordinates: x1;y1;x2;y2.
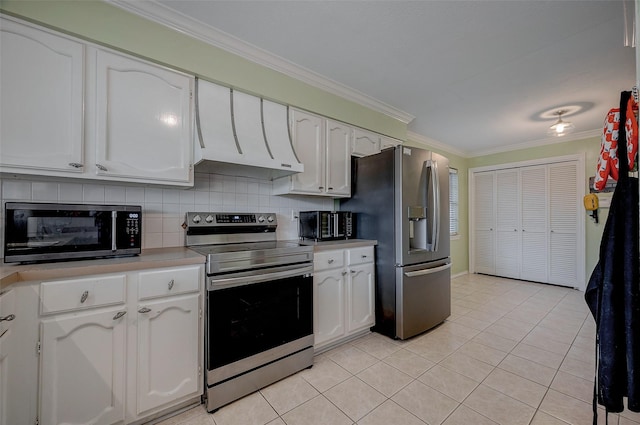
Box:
341;145;451;340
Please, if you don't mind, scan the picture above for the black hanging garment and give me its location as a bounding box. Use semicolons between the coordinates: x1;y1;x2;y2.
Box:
585;90;640;423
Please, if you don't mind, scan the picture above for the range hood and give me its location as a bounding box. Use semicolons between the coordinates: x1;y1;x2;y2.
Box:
194;78;304;180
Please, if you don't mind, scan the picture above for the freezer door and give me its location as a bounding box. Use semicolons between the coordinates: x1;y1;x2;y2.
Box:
396;260;451;339
397;147;450;265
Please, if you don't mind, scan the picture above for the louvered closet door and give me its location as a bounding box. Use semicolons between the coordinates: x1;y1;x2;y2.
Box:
548;162;579;286
473;172;496;274
520;166;549;283
495;170;520;278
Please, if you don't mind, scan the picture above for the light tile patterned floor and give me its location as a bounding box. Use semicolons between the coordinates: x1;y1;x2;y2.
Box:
157;274;640;425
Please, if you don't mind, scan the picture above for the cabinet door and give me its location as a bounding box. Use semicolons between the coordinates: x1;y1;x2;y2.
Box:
326;120;352;196
94;49;193;184
136;293;200;414
520;166;549;283
347;263;375;333
290;110;325;193
0;18;84;173
40;308;127;425
495;170;520;278
473;171;496;274
352;128;380;157
548;162;579;286
0;289;15;425
313;269;345;347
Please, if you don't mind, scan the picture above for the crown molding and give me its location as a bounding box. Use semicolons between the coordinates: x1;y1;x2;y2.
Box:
107;0;415;125
406;131;470;158
469;128;601;157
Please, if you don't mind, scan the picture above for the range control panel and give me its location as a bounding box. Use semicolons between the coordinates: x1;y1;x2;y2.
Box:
185;212;277;227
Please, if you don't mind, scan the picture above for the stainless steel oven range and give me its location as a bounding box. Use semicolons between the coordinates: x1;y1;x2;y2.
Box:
185;212;314;412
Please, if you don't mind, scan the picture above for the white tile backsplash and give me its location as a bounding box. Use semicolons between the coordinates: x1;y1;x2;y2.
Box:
0;172;332;257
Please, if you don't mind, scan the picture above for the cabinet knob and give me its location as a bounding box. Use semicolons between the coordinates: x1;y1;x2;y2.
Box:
68;162;84;168
328;259;334;264
0;314;15;322
113;311;126;320
96;163;108;172
362;255;367;258
318;186;324;190
138;307;152;314
342;271;347;276
328;187;334;190
351;270;356;274
80;290;89;304
168;279;175;290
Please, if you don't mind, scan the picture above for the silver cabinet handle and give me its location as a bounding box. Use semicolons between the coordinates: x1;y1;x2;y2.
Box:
351;270;356;274
168;279;175;290
328;259;334;264
113;311;126;320
0;314;16;322
138;307;151;314
361;255;367;258
318;186;324;190
96;163;108;171
80;290;89;304
68;162;83;168
328;187;334;190
342;271;347;276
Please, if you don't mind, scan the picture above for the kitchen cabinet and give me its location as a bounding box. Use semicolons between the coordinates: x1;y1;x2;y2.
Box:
351;129;402;157
470;160;583;288
313;246;375;352
272;109;351;197
0;289;16;425
132;266;201;417
39;275;128;425
352;128;380;157
0;17;84;174
92;49;193;184
32;264;203;425
0;16;194;187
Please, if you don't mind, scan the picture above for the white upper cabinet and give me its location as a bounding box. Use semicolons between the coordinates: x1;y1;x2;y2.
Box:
0;17;84;173
93;49;193;184
0;17;194;186
352;128;380;157
273;109;351;197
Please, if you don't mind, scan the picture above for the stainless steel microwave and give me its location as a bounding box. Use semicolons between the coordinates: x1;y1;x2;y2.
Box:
298;211;354;241
3;202;142;263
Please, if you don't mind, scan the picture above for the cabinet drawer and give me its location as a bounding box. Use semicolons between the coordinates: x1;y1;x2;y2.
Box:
40;275;126;315
347;246;374;266
314;250;345;272
0;288;16;335
138;266;200;300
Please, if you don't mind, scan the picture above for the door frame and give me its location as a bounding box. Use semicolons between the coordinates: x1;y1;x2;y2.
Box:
468;154;586;290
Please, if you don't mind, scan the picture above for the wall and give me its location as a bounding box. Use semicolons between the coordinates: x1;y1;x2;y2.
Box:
469;136;604;284
0;174;334;257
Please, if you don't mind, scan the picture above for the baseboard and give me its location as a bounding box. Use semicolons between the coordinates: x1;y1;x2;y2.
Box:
451;270;469;279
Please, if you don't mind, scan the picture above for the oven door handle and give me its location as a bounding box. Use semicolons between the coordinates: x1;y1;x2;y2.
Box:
208;264;313;290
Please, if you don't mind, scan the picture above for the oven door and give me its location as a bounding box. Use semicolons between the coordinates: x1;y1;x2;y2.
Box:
206;264;313;384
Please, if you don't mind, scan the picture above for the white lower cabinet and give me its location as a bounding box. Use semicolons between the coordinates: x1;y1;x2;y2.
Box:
33;264;203;425
0;289;17;425
313;246;375;352
40;307;127;425
135;293;200;415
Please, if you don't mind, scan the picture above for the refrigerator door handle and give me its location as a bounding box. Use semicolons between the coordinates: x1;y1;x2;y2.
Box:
404;262;451;277
426;159;440;252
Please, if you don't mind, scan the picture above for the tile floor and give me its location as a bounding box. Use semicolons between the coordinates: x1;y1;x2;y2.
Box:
158;273;640;425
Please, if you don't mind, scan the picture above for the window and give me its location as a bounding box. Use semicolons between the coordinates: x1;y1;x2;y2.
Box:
449;168;459;236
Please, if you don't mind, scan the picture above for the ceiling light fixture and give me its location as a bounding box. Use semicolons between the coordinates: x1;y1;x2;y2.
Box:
547;110;575;137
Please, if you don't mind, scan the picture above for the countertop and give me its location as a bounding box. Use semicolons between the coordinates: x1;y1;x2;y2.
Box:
0;247;205;290
299;239;377;251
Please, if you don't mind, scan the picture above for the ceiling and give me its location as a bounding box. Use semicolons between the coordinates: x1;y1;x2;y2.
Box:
120;0;636;156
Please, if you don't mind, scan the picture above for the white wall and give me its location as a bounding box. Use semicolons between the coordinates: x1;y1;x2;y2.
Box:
0;172;333;257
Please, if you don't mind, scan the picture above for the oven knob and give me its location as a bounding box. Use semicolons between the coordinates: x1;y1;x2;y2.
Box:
267;215;275;223
257;215;265;223
205;215;214;223
192;215;202;224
